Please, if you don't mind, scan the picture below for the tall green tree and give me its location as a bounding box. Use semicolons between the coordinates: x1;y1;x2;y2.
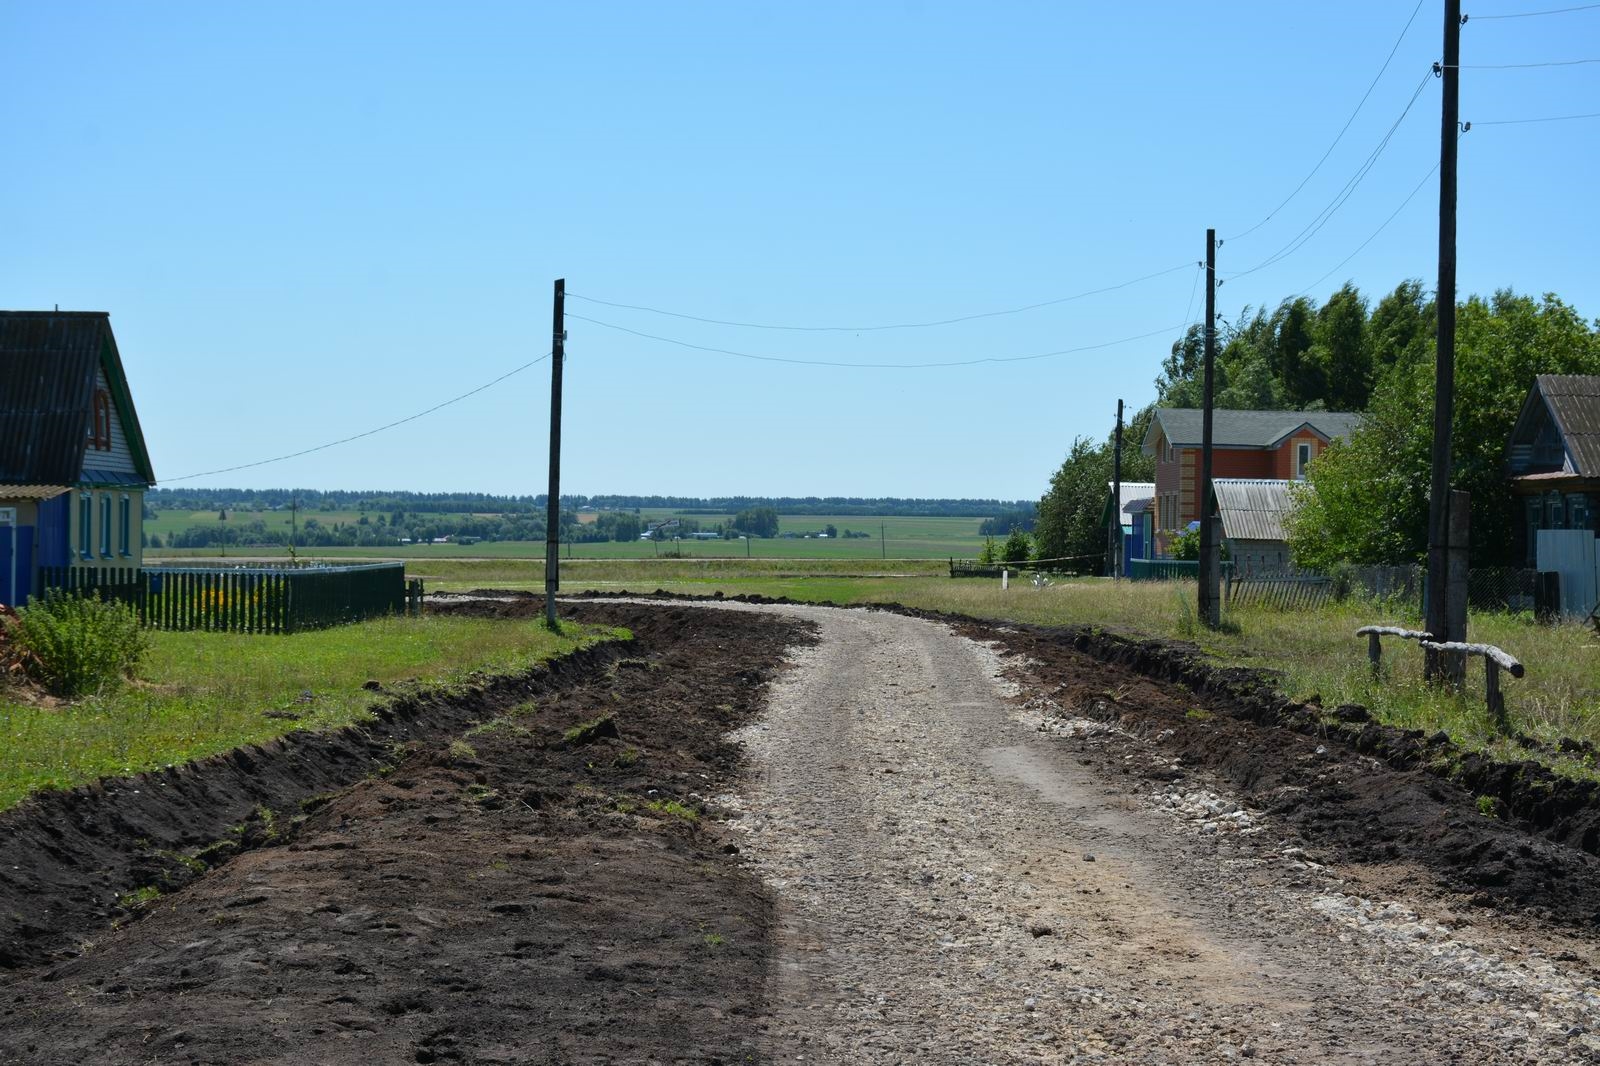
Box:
1288;289;1600;567
1034;406;1155;573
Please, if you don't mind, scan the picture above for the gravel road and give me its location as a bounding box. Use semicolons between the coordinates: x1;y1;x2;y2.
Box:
708;603;1600;1065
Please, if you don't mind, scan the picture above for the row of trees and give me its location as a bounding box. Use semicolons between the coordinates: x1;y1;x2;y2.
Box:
1031;282;1600;572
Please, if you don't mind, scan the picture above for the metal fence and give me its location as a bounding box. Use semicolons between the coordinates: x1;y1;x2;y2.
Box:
37;563;412;633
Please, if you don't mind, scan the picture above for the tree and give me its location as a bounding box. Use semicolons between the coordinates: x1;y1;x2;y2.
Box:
731;506;779;538
1002;528;1032;564
1034;407;1156;574
1288;289;1600;567
824;524;838;538
1313;283;1371;411
612;513;641;542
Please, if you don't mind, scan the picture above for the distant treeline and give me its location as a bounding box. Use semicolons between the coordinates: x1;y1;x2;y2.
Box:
150;489;1028;518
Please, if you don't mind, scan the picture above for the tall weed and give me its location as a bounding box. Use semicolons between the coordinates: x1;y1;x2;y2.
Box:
8;592;148;698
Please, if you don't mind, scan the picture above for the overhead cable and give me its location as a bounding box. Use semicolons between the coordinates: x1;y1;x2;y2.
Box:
1474;110;1600;123
1224;69;1434;282
1295;160;1441;298
565;262;1192;333
1467;2;1600;17
1226;0;1427;242
163;354;552;482
565;312;1187;369
1448;57;1600;67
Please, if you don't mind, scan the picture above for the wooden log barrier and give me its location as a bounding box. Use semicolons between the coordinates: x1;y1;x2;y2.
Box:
1354;625;1434;675
1417;639;1524;725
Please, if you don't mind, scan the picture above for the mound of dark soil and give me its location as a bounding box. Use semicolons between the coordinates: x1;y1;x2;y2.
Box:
0;602;810;1065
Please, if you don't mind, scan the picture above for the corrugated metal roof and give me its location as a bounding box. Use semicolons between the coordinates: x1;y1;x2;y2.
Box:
1107;480;1154;517
1537;374;1600;478
1143;409;1362;453
0;312;153;486
1213;478;1299;542
0;484;70;500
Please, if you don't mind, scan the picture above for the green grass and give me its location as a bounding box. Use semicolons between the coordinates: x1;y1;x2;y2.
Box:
0;615;622;812
435;558;1598;781
146;512;992;562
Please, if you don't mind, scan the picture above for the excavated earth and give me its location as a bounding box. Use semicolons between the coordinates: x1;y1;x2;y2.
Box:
0;594;1597;1065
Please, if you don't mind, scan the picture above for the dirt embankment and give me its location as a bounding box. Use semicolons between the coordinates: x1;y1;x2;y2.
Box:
579;590;1600;928
0;601;809;1065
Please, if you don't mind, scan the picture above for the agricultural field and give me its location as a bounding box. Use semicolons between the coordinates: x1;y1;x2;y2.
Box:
147;511;992;561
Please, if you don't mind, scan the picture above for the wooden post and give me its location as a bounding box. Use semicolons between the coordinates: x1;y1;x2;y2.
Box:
1485;657;1504;724
545;279;565;632
1198;228;1220;627
1111;398;1124;580
1426;0;1462;681
1368;631;1383;675
1445;489;1470;684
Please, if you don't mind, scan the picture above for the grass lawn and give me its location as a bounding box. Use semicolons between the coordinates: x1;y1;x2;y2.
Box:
0;615;623;812
425;559;1599;781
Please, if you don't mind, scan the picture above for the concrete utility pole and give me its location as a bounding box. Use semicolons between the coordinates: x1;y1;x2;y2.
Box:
1426;0;1464;682
1198;228;1221;628
545;279;566;632
1110;398;1124;580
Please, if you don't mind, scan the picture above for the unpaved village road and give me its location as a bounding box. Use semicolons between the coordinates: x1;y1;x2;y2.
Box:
712;602;1600;1065
2;598;1597;1064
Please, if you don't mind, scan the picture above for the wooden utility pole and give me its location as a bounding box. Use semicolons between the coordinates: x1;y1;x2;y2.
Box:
1110;398;1124;579
1198;229;1221;627
545;279;566;632
1426;0;1463;681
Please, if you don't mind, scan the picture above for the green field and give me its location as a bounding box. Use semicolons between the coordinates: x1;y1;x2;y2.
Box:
148;511;991;562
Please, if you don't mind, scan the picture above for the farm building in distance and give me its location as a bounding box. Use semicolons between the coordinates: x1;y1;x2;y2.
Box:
0;311;155;605
1211;478;1296;575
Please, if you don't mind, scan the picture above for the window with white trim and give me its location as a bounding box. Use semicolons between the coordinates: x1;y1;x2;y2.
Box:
119;495;132;556
79;494;93;560
1295;442;1313;479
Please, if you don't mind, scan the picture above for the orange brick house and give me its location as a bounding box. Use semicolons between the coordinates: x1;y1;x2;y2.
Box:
1141;409;1361;555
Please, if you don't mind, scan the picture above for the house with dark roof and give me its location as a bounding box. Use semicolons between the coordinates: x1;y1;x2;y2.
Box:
0;311;155;605
1506;374;1600;567
1141;408;1360;554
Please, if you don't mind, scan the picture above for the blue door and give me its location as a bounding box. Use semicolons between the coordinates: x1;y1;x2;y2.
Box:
0;524;31;606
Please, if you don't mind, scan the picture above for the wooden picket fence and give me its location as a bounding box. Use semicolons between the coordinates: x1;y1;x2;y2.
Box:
36;563;414;633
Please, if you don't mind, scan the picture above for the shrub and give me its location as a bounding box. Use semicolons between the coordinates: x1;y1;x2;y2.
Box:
7;591;148;698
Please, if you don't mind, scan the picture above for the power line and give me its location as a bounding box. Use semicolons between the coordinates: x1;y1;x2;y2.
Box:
1295;159;1440;298
1474;110;1600;123
1226;0;1427;242
1449;57;1600;67
1224;69;1434;282
565;312;1187;369
565;262;1192;333
1467;2;1600;18
163;354;552;483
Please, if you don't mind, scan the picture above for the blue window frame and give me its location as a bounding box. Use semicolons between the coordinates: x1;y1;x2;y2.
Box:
118;495;132;556
79;494;93;560
100;494;112;557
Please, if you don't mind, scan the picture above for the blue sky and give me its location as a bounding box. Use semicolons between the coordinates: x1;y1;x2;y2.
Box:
4;1;1596;500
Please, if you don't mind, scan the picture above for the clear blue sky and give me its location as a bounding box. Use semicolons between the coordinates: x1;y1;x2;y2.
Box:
4;1;1596;500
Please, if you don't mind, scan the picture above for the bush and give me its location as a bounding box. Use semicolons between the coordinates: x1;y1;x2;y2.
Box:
6;591;148;698
1002;529;1033;564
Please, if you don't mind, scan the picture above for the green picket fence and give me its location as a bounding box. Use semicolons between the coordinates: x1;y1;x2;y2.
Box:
36;563;410;633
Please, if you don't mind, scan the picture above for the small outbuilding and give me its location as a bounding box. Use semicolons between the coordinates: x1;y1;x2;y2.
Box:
1211;478;1298;575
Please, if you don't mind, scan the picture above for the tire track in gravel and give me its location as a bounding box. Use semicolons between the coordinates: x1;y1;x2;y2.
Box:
697;602;1599;1065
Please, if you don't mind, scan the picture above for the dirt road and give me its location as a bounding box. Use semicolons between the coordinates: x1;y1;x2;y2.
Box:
717;603;1600;1064
1;598;1596;1064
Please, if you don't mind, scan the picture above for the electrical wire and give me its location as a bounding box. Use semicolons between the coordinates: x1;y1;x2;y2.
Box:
565;262;1192;333
1449;57;1600;67
1474;110;1600;123
1224;69;1434;283
1295;159;1440;298
565;312;1187;369
162;354;552;483
1468;2;1600;18
1226;0;1427;242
